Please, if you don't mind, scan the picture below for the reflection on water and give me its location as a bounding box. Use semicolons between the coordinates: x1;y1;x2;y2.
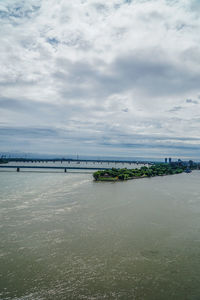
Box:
1;171;200;299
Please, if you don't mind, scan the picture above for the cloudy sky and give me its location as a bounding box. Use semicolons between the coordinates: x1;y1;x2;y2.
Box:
1;0;200;159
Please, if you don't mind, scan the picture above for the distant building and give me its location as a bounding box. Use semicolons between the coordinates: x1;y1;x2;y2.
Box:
165;158;167;163
169;158;172;163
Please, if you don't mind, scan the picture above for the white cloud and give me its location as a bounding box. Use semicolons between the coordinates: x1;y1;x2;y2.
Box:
0;0;200;159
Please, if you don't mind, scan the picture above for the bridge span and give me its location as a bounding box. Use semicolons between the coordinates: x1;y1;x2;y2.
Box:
0;165;112;172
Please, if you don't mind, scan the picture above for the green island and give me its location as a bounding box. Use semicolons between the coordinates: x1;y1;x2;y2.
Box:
93;163;190;181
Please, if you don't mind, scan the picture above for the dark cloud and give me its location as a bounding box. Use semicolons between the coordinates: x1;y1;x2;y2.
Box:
101;141;200;151
111;52;200;97
190;0;200;11
54;51;200;103
168;106;183;112
186;98;198;104
1;125;200;152
0;97;57;113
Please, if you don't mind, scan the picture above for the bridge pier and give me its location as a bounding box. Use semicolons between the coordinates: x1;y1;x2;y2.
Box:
17;167;20;172
64;168;67;173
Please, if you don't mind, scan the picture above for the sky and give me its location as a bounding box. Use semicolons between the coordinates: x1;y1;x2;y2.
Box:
1;0;200;160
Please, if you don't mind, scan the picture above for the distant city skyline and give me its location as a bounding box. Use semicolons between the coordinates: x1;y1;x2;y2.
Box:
1;0;200;158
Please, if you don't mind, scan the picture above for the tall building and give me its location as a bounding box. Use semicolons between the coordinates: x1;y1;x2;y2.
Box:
165;158;167;163
169;157;172;163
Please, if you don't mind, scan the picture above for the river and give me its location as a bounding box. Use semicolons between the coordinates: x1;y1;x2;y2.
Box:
0;170;200;299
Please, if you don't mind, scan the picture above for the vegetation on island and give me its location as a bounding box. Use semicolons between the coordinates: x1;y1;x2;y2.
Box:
93;163;187;181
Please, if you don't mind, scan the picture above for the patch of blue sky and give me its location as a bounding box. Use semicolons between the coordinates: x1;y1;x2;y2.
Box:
0;0;40;21
46;38;60;46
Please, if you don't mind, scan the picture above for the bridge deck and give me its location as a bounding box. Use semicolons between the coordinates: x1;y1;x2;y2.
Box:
0;165;112;170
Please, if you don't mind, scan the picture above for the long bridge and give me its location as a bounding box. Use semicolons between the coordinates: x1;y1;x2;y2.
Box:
0;165;113;172
1;158;150;164
0;159;150;173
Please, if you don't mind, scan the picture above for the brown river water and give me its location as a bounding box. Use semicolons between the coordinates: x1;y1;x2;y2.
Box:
0;169;200;299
